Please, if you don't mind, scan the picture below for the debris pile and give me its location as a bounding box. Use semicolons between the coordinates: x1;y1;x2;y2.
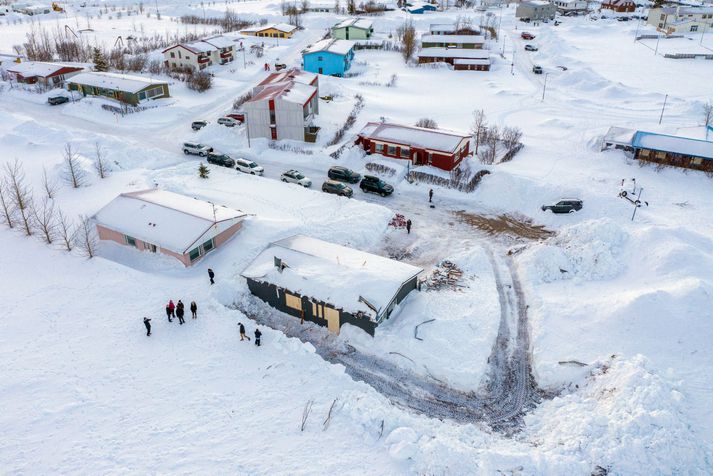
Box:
389;213;407;229
422;260;465;291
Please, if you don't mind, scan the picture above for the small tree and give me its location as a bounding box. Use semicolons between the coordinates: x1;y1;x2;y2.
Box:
75;214;98;258
501;126;523;153
704;100;713;140
5;159;33;236
31;196;56;244
93;142;110;179
0;179;14;229
92;47;109;72
57;208;76;252
415;118;438;129
187;71;213;92
481;125;500;165
62;143;87;188
42;165;58;199
399;21;416;63
198;163;210;179
470;109;487;155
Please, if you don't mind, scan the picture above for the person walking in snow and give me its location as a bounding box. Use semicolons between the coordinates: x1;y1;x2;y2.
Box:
190;301;197;319
208;268;215;285
176;302;185;325
254;328;262;347
168;300;176;319
165;304;172;323
428;188;434;203
406;219;412;234
239;322;250;341
144;317;152;336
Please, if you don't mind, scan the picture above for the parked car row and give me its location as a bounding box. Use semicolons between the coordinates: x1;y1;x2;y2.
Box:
191;113;245;131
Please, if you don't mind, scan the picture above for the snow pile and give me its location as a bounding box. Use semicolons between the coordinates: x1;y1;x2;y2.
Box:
526;355;713;475
522;218;628;283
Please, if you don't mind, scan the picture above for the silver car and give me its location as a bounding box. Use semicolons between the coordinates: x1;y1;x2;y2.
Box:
182;142;213;157
280;169;311;187
236;158;264;176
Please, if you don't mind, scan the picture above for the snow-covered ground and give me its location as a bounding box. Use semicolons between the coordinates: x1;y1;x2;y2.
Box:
2;0;713;474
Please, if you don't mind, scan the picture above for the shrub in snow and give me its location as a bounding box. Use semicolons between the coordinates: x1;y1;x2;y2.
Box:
198;163;210;179
187;71;213;93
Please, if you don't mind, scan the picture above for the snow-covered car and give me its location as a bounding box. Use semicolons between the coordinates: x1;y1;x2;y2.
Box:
217;117;238;127
524;44;538;52
235;158;264;175
191;120;208;131
541;199;583;214
183;142;213;157
280;170;312;187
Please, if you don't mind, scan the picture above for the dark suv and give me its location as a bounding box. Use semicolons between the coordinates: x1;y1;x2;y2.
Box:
541;199;583;214
48;96;70;105
207;152;236;168
328;166;361;184
322;180;353;197
360;175;393;197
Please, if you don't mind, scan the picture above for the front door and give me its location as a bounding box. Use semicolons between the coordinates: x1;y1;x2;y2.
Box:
318;67;323;74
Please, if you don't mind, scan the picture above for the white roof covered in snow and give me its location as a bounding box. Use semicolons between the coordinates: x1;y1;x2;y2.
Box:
417;48;490;59
280;81;317;104
523;0;554;5
453;58;491;65
93;189;246;254
358;122;470;153
430;23;457;32
242;23;297;33
334;18;373;30
242;235;422;317
632;131;713;160
421;34;485;44
204;36;235;49
68;72;168;93
304;38;355;55
181;40;216;53
6;61;81;77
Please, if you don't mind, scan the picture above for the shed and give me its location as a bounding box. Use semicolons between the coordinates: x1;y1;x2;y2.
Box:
93;189;246;266
302;39;355;76
241;235;423;336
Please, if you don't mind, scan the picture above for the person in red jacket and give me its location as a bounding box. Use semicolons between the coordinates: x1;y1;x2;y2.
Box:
167;300;176;319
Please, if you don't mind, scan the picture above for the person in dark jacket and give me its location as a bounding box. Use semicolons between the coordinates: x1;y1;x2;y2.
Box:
176;303;185;325
144;317;151;336
239;322;250;341
254;328;262;347
429;189;434;203
406;219;412;234
190;301;197;319
168;300;176;319
208;268;215;285
165;304;172;322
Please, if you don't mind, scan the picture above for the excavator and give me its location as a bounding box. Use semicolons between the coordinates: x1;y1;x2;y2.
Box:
51;2;64;13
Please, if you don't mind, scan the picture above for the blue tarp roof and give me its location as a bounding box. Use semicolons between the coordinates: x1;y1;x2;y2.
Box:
631;131;713;160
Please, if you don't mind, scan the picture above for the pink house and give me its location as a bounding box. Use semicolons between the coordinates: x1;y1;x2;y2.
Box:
92;189;246;267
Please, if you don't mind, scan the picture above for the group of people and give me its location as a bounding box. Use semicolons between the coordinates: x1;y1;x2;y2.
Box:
238;322;262;347
165;299;197;325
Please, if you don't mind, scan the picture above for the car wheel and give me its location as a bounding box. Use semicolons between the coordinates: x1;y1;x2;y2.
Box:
380;192;387;197
183;150;189;155
568;209;576;214
250;171;255;175
199;152;205;157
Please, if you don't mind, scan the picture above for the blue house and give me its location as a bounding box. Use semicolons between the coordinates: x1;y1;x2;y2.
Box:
630;131;713;173
406;2;437;13
302;39;355;77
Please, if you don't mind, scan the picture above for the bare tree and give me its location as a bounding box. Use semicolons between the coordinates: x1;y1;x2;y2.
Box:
470;109;487;155
415;118;438;129
31;196;56;244
41;165;58;198
398;21;416;63
5;159;33;236
62;143;87;188
481;125;500;165
57;208;76;252
75;214;98;258
704;100;713;140
93;142;110;179
0;179;14;229
501;126;523;152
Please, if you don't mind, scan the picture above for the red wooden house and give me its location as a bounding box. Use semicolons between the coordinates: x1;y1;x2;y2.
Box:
601;0;635;13
6;61;83;86
355;122;472;171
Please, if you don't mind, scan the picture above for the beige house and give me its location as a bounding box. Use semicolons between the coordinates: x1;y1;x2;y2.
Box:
647;6;713;34
162;36;235;71
93;189;246;267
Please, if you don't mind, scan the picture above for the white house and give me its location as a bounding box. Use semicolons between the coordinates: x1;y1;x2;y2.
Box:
552;0;587;14
647;6;713;34
162;36;235;71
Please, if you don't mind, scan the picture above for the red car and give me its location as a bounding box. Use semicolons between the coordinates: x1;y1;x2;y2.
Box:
225;113;245;124
521;32;535;40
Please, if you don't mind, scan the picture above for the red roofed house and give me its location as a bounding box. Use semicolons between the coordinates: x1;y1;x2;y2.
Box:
356;122;472;171
6;61;83;86
601;0;635;13
243;68;320;142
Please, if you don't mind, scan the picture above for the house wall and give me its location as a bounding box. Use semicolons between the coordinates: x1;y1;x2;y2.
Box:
274;97;309;141
358;136;467;171
246;28;294;38
647;9;713;32
332;26;372;40
635;148;713;172
244;99;273;140
303;50;352;76
453;62;491;71
516;3;557;19
605;1;635;12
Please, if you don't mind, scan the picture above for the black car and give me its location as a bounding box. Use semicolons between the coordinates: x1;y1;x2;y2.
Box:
328;166;361;184
360;175;394;197
541;199;583;214
207;152;236;168
48;96;70;105
322;180;353;197
192;120;208;131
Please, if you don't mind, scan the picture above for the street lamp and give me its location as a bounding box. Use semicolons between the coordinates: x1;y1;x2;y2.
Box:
541;72;549;101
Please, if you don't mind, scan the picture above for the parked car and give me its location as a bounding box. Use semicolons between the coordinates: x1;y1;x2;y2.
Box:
327;166;361;184
322;180;353;197
524;44;538;52
235;158;264;175
217;117;239;127
191;120;208;131
207;152;236;168
225;113;245;123
183;142;213;157
521;32;535;40
541;199;583;214
532;65;543;74
281;169;312;187
360;175;394;197
48;96;69;105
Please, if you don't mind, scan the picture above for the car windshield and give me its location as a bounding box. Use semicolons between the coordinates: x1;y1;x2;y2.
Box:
335;183;346;189
294;173;304;179
248;162;257;167
197;144;207;148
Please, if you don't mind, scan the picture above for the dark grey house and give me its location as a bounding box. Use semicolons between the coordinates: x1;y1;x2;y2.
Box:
241;235;423;336
516;0;557;21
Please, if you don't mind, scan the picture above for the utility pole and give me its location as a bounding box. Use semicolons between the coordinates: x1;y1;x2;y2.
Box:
658;94;668;124
242;46;246;69
510;49;515;75
245;111;251;148
541;72;549;101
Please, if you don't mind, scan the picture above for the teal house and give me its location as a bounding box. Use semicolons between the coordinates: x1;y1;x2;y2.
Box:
302;39;355;77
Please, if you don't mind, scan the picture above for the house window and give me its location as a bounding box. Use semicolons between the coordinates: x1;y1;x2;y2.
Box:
400;147;410;158
170;52;175;58
285;292;302;310
125;235;137;247
655;151;666;159
317;56;323;61
375;143;384;153
312;301;323;318
387;145;397;156
202;238;214;253
639;149;650;157
189;247;201;261
660;13;665;20
178;51;182;59
145;242;157;253
692;157;703;165
691;25;698;31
